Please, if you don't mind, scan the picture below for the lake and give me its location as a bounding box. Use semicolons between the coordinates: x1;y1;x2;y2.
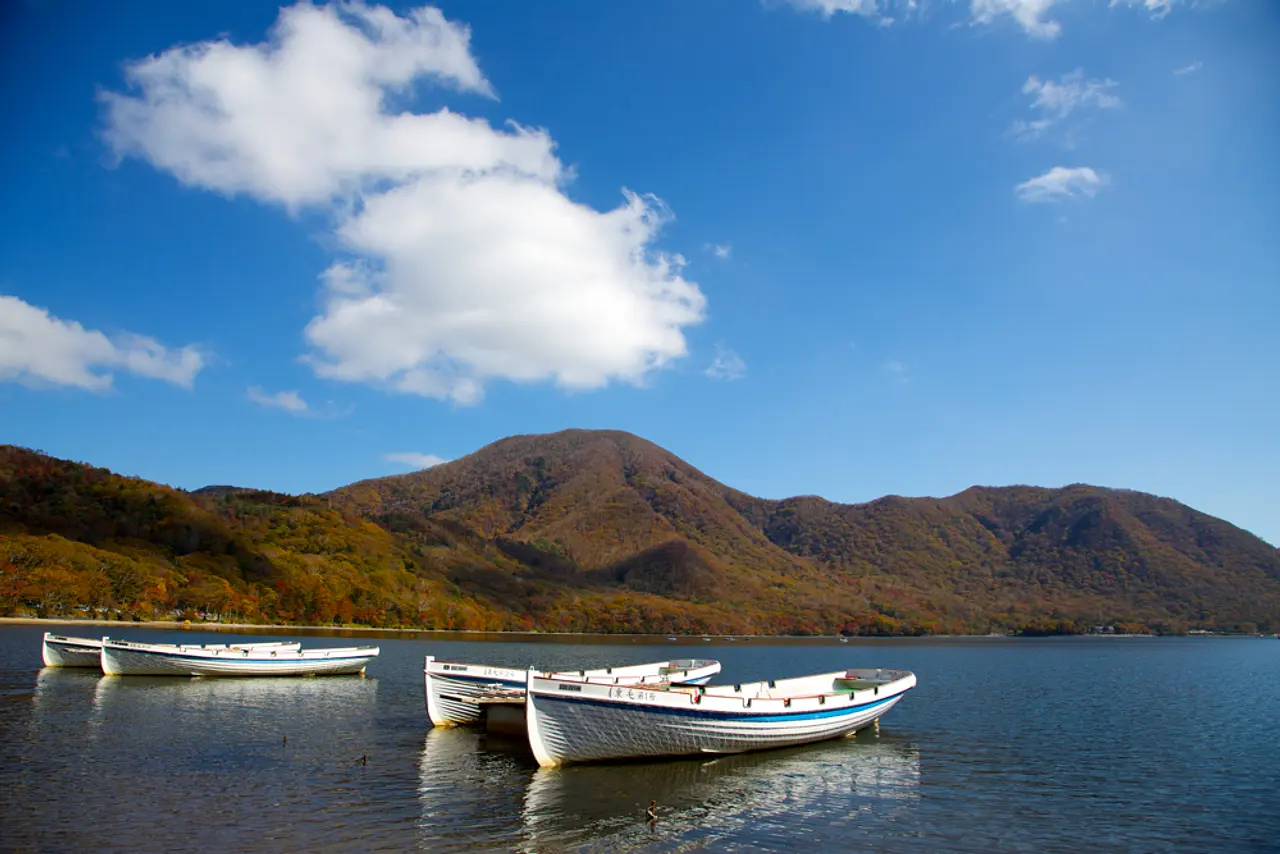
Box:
1;625;1276;852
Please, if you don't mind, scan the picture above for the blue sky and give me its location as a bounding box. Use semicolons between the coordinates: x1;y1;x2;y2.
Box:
1;0;1277;545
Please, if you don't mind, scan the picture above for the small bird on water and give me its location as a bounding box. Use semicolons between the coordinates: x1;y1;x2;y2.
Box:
646;800;658;822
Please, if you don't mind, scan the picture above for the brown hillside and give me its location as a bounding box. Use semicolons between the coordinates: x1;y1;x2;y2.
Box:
0;444;836;634
3;432;1277;634
331;429;1280;633
333;430;827;598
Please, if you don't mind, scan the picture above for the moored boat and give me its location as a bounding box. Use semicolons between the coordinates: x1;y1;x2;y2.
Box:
41;633;303;670
525;667;916;767
41;633;103;668
424;656;721;727
100;637;378;677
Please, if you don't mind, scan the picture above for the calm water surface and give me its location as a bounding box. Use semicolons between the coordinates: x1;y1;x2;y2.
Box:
1;626;1276;852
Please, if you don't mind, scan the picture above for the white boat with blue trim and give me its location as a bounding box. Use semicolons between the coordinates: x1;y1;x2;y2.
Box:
100;637;378;677
41;633;105;668
424;655;721;727
524;667;916;766
41;633;306;670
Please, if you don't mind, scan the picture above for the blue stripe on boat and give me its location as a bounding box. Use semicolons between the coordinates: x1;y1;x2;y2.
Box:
535;692;902;723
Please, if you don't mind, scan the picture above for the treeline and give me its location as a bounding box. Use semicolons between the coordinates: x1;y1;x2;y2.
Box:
0;524;1203;636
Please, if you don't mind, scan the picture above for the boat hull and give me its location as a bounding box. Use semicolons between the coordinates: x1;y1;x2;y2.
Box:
41;634;103;668
425;661;527;726
100;642;377;677
424;657;720;727
526;670;915;767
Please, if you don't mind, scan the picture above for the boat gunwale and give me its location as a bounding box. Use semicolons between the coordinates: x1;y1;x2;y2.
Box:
527;667;916;719
43;633;104;649
530;689;904;723
423;657;720;685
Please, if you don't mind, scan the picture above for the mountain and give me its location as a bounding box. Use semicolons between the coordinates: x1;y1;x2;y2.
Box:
3;432;1277;634
330;429;1280;634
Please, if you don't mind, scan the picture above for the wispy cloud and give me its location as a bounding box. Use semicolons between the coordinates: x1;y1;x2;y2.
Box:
384;452;449;469
1111;0;1185;20
974;0;1190;38
781;0;884;20
1012;69;1120;140
1015;166;1107;203
971;0;1066;39
0;294;203;391
705;243;732;261
883;360;908;383
782;0;1195;38
705;345;747;381
247;386;309;413
247;385;353;418
1173;61;1202;76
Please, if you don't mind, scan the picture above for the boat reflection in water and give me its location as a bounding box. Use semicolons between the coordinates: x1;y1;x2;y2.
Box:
417;727;535;851
89;672;379;754
25;668;103;753
14;671;383;852
521;734;921;851
32;666;101;711
417;724;920;852
91;670;378;716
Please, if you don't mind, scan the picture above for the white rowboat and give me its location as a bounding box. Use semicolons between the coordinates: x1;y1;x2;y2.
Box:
424;656;721;727
41;633;104;668
525;667;916;767
41;633;304;670
100;637;378;677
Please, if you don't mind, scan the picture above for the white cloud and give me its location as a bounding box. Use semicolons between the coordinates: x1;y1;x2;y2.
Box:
1012;69;1120;139
384;451;449;469
1174;61;1202;76
705;345;747;381
100;2;510;207
785;0;1195;36
1015;166;1107;203
0;295;203;391
883;359;908;383
103;2;706;406
706;243;732;261
304;182;703;405
247;386;308;412
970;0;1064;38
1111;0;1182;18
782;0;884;18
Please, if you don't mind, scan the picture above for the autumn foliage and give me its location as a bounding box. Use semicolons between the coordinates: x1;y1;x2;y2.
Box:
3;432;1278;635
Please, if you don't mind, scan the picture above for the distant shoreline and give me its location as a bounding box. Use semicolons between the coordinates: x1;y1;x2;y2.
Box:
1;616;435;633
0;616;1205;640
1;616;579;637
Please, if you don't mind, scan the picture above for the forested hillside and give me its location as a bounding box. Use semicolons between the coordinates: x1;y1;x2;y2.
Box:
3;431;1278;635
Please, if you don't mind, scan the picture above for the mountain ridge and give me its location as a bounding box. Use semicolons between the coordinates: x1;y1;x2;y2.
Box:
327;429;1280;633
3;430;1277;634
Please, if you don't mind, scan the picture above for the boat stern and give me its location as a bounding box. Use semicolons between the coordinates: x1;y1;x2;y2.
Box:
666;658;721;686
424;655;448;726
40;632;58;668
524;669;560;768
41;633;104;669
